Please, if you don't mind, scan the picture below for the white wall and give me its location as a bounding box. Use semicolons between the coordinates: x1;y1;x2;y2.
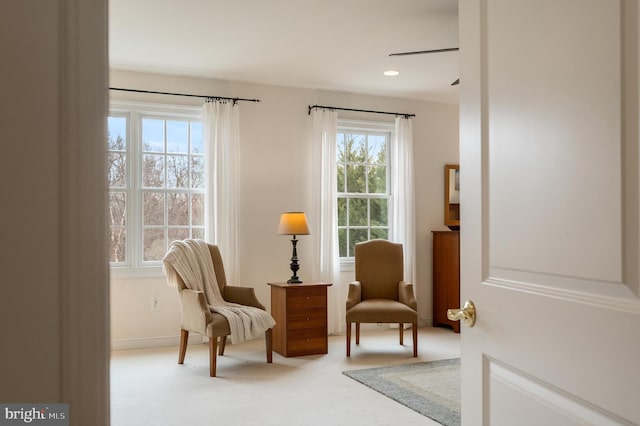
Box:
109;70;458;349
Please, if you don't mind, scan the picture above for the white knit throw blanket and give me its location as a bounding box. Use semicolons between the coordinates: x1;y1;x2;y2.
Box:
162;239;275;344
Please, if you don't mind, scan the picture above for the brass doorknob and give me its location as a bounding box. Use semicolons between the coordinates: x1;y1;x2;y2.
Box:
447;300;476;327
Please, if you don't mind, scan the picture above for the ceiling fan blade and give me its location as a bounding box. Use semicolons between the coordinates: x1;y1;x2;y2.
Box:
389;47;459;57
451;78;460;86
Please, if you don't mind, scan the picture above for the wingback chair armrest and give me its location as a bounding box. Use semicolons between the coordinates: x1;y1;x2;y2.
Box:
179;289;211;335
398;281;417;311
346;281;362;311
223;286;265;310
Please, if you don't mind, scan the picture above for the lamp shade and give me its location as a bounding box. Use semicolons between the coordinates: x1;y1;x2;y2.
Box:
277;212;310;235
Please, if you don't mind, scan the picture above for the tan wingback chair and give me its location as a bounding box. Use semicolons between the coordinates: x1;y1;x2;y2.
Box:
172;244;272;377
345;239;418;357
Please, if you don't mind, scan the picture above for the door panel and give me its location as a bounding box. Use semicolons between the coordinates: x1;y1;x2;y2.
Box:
459;0;640;424
488;0;622;285
487;358;628;425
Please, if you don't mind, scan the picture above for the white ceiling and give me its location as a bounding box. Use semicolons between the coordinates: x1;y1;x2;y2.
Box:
109;0;459;103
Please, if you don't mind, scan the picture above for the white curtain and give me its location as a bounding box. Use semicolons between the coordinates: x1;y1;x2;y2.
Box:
310;108;341;334
203;100;241;283
392;116;416;286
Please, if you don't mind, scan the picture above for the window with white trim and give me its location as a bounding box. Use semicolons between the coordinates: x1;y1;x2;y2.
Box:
107;102;204;269
337;120;393;259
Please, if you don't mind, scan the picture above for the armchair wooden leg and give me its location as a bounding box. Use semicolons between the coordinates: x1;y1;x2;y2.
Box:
399;322;404;345
412;323;418;357
346;322;351;357
178;329;188;364
209;337;218;377
218;336;227;356
265;328;273;364
355;323;360;345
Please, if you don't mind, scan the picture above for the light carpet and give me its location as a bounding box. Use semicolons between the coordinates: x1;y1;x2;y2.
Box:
111;327;461;426
343;358;460;426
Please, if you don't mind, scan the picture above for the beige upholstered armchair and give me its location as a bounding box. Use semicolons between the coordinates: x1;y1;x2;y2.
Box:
166;243;273;377
345;239;418;357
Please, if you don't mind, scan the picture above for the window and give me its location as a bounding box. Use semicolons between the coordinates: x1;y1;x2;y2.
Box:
107;102;204;270
107;116;128;263
337;121;393;259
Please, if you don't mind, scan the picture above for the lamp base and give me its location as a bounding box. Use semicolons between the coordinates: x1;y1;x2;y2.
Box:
286;236;303;285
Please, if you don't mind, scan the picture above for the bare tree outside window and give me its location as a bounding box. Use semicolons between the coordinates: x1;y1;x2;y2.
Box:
108;116;127;263
107;111;204;267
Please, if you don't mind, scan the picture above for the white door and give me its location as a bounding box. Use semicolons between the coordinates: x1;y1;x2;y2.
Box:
458;0;640;424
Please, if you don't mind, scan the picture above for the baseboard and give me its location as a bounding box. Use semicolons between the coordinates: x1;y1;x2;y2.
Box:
388;318;432;329
420;318;433;327
113;321;434;350
111;334;204;351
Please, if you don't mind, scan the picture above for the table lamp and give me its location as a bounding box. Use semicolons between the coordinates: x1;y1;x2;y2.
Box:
277;212;310;284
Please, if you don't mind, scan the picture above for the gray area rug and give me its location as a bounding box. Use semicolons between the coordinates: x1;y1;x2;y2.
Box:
343;358;460;426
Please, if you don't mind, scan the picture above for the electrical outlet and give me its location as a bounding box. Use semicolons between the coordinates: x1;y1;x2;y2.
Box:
151;295;160;311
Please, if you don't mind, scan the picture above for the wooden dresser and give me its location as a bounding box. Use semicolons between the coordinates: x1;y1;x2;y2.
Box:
268;282;332;357
432;231;460;333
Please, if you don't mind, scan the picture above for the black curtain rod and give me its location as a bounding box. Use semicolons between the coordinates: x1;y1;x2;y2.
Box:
308;104;415;118
109;87;261;103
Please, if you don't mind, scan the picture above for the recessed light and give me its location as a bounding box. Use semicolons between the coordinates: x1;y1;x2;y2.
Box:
384;70;400;76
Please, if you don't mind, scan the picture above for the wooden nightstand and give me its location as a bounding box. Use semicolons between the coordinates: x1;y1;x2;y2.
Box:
268;282;332;357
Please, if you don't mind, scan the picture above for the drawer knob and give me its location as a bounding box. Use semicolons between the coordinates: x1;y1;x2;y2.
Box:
306;296;310;299
306;317;310;321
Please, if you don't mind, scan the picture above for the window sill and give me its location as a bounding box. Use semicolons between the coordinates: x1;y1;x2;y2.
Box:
109;265;165;280
339;259;354;272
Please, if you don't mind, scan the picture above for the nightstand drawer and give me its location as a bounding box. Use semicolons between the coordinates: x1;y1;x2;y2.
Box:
286;288;327;309
288;327;326;340
287;339;327;355
287;328;328;355
287;308;327;330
